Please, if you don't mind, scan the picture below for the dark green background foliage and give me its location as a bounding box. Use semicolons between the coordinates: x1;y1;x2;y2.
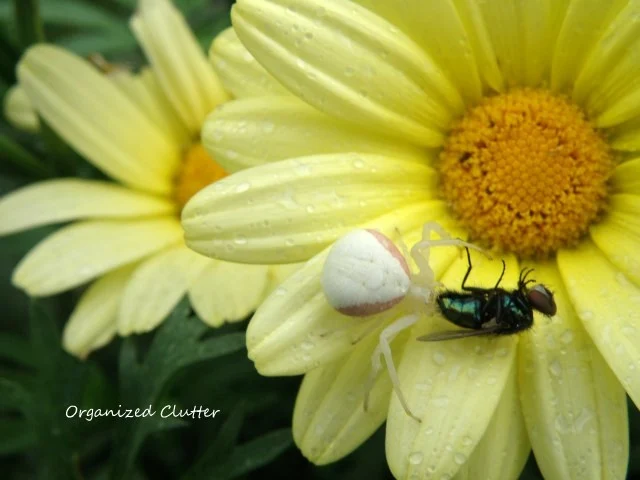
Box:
0;2;638;479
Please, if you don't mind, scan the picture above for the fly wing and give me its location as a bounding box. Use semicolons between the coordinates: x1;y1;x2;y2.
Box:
417;324;504;342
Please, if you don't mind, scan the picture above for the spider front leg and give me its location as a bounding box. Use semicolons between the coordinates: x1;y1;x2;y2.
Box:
410;222;486;289
363;313;421;422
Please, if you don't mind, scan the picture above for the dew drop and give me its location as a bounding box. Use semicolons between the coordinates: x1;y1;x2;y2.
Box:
486;375;497;385
353;158;365;168
234;235;247;245
454;453;467;465
560;330;574;344
211;128;224;141
432;351;446;366
408;451;424;465
462;436;473;446
580;310;594;321
431;395;449;408
235;182;251;193
262;121;275;133
285;238;295;246
549;360;562;377
466;367;479;379
495;347;509;357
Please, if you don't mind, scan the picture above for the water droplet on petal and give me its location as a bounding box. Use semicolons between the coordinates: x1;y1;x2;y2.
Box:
560;330;574;344
454;453;467;465
549;360;562;377
431;395;449;408
408;451;424;465
580;310;594;321
432;351;446;365
235;182;251;193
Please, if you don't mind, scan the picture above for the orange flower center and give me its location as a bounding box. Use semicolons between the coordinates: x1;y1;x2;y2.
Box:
439;88;615;259
174;143;227;211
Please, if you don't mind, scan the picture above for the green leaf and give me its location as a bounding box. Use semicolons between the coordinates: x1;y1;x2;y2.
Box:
0;135;54;178
0;27;19;84
0;418;36;455
12;0;45;49
181;403;246;479
0;1;122;29
0;300;99;479
58;27;137;57
110;299;246;479
189;428;294;480
0;333;36;367
26;300;92;480
0;378;35;415
37;117;80;176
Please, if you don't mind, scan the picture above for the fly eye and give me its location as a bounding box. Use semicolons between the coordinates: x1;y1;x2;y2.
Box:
527;284;557;316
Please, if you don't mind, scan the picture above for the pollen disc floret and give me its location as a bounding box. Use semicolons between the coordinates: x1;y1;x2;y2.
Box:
174;142;227;211
440;88;615;258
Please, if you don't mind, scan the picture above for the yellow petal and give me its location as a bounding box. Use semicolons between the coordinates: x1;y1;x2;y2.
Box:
551;0;627;94
386;250;520;480
209;27;290;99
610;157;640;194
609;193;640;215
574;1;640;124
182;153;435;263
246;201;457;375
455;367;529;480
0;179;175;235
607;211;640;237
355;0;505;92
131;0;228;134
557;240;640;409
609;118;640;151
17;45;179;195
479;0;569;88
264;263;303;295
3;84;39;131
189;260;269;328
232;0;463;147
353;0;487;103
202;96;431;173
63;265;136;359
590;218;640;287
293;328;400;465
111;67;190;146
519;261;628;480
13;218;182;296
118;244;210;335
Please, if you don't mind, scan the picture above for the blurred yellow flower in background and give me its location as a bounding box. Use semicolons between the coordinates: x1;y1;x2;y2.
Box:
0;0;296;359
182;0;640;478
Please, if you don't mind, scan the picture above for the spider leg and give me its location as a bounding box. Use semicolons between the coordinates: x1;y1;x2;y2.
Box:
363;313;421;422
411;222;485;290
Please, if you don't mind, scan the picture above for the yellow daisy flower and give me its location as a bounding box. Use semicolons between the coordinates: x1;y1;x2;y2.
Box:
183;0;639;478
0;0;296;359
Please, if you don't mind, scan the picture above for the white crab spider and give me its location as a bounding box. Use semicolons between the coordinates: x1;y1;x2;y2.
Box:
321;222;485;422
